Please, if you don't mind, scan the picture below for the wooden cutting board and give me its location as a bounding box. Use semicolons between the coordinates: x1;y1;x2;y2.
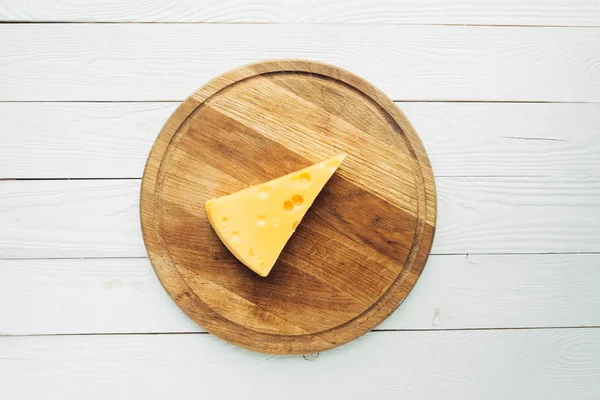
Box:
140;60;436;354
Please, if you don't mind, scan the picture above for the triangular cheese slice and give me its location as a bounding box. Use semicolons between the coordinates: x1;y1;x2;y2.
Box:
206;154;346;277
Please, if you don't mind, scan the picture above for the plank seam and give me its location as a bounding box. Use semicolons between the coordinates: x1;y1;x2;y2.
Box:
2;325;600;338
2;252;600;262
0;21;599;28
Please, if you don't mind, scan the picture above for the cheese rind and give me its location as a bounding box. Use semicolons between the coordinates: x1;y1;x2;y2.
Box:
205;154;346;277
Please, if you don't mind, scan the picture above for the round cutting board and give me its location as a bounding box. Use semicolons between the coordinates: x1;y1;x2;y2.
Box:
140;60;436;354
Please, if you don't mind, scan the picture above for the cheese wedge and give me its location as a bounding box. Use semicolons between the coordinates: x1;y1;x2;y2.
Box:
206;154;346;277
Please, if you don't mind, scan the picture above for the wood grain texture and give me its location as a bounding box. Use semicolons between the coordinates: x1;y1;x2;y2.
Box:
2;176;599;258
2;254;600;335
0;180;144;259
0;102;173;179
2;102;600;179
435;176;600;254
2;24;600;102
2;0;599;26
2;330;600;399
140;60;436;354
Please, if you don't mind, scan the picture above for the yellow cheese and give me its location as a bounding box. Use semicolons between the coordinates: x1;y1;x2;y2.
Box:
205;154;346;277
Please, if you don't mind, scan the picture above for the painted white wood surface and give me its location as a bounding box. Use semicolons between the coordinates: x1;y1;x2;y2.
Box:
1;177;599;258
2;330;599;399
2;102;600;179
2;254;599;335
2;0;599;25
2;24;600;102
1;2;600;397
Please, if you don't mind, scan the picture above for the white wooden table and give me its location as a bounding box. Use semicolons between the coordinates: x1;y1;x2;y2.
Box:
1;1;600;398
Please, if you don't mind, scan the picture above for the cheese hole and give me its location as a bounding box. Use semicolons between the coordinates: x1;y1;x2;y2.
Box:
292;194;304;206
257;215;267;227
299;172;311;186
231;231;241;247
258;187;269;200
221;217;228;229
292;221;300;231
248;248;255;257
258;258;264;266
283;200;294;211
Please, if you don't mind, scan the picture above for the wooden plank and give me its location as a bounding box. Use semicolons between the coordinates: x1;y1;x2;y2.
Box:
0;180;146;258
1;255;599;335
2;102;599;179
0;258;201;335
1;0;599;26
0;102;175;179
1;329;599;399
1;24;599;102
1;178;599;258
435;176;600;254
